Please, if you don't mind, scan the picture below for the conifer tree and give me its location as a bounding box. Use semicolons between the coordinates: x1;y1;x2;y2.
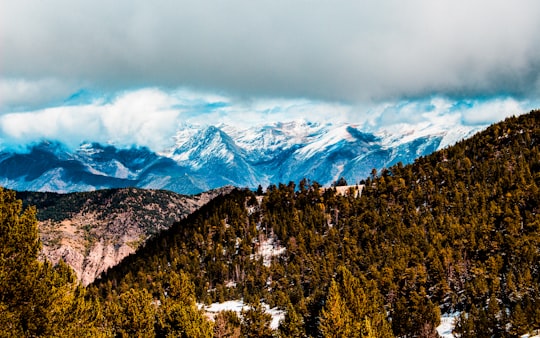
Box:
241;299;273;338
0;188;42;335
157;271;214;337
279;301;306;338
0;188;109;336
509;303;529;336
319;280;352;338
214;310;241;338
107;288;156;337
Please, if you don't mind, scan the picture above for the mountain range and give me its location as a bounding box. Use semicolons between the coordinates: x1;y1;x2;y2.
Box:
0;120;480;194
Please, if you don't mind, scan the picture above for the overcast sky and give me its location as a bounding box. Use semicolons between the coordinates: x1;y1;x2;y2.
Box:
1;0;539;150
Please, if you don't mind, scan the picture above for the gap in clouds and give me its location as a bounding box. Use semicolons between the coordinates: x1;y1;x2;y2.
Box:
0;87;535;153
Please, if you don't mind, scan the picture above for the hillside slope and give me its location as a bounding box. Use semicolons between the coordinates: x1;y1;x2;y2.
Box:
17;187;233;285
91;110;540;336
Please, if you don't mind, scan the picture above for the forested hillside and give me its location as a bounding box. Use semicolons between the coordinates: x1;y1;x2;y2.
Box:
2;110;540;337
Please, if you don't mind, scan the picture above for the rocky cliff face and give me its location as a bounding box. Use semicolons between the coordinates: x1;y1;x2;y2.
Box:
18;187;233;285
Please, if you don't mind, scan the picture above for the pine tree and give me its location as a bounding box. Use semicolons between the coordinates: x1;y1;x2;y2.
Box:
214;310;241;338
0;188;109;336
107;288;156;337
0;188;42;335
156;271;214;337
241;299;274;338
319;280;353;338
509;303;529;336
279;301;306;338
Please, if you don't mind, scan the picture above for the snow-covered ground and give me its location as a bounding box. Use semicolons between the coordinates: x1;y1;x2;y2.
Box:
436;312;539;338
202;299;285;330
521;333;540;338
437;312;459;338
252;236;286;267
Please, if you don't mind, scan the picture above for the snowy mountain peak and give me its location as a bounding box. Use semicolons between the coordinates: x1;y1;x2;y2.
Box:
171;125;244;169
0;119;483;194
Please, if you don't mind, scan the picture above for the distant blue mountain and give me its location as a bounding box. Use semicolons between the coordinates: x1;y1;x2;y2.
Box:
0;121;477;194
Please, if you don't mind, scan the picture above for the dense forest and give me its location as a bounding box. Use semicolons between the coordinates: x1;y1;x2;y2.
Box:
2;110;540;337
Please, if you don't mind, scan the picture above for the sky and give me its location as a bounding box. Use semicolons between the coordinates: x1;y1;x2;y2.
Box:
1;0;540;151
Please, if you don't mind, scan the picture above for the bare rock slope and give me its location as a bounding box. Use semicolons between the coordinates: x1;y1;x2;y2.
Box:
18;187;233;285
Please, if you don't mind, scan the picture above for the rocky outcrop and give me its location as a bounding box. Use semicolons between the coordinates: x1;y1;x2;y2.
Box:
20;187;234;285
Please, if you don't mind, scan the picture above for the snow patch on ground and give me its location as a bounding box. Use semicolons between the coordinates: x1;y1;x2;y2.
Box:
202;299;285;330
521;333;540;338
436;312;539;338
437;312;459;338
253;236;286;267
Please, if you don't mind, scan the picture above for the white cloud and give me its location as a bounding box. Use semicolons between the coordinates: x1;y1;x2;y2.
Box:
0;88;183;151
364;96;535;132
0;88;535;152
458;98;526;125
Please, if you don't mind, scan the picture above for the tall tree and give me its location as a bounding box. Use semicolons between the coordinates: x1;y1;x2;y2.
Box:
319;280;352;338
241;299;274;338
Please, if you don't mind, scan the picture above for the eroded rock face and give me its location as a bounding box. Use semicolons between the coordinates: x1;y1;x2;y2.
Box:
26;187;233;285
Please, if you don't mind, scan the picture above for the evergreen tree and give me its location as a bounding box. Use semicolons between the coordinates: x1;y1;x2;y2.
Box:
319;280;353;337
279;301;306;338
156;271;214;337
0;188;109;336
214;310;241;338
106;288;156;337
241;299;274;338
0;188;42;335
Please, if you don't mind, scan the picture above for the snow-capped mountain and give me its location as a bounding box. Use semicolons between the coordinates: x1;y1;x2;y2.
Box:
0;121;482;194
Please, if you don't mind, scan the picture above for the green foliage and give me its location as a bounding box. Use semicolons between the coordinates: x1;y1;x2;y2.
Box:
156;271;214;337
106;288;156;337
319;280;352;338
279;302;307;338
214;310;241;338
0;188;110;337
319;268;393;338
241;299;274;338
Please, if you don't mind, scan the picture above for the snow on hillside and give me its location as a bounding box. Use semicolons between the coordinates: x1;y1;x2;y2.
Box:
521;333;540;338
0;117;483;194
223;120;326;153
295;124;356;159
435;312;539;338
437;312;459;338
202;300;285;330
373;112;484;152
253;236;286;267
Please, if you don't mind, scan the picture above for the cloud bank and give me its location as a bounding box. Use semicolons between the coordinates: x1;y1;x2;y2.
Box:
0;88;534;152
2;0;540;107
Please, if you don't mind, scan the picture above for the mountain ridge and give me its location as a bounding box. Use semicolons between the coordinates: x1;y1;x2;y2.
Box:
17;186;234;285
0;120;481;194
